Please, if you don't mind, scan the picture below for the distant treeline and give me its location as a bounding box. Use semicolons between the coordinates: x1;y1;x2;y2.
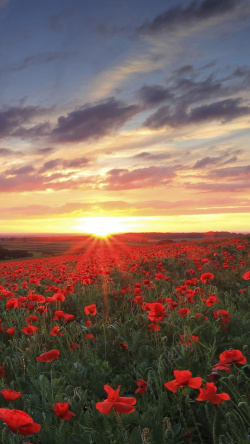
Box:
0;246;32;260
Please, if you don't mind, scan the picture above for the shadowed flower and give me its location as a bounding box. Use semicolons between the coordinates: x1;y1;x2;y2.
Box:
196;382;230;404
36;350;60;362
0;408;41;435
135;380;148;394
1;389;21;401
84;304;97;316
218;349;246;365
164;370;202;393
54;403;75;421
96;385;136;414
200;273;214;283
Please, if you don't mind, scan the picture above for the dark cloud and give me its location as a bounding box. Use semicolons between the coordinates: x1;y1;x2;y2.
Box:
0;106;49;139
144;98;250;129
39;157;89;173
173;65;194;76
34;147;55;155
2;52;73;74
133;151;172;161
207;165;250;179
49;9;74;32
193;155;227;169
136;85;173;106
0;147;23;157
102;165;174;190
137;0;244;37
13;122;52;139
51;98;140;143
4;165;35;176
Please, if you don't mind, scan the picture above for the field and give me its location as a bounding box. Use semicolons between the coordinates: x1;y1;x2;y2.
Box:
0;236;249;443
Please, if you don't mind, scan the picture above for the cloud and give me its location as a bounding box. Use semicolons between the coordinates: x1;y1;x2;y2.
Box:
51;98;141;143
34;147;55;155
144;98;250;129
136;85;173;106
2;52;73;74
102;165;174;190
0;148;23;157
0;106;50;139
39;157;89;173
185;181;250;192
193;155;228;168
5;165;35;176
137;0;245;37
207;165;250;179
49;9;74;32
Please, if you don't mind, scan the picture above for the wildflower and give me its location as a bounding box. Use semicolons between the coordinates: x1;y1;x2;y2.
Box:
164;370;202;393
96;385;136;414
21;324;38;335
196;382;230;404
54;403;75;421
242;271;250;280
135;380;148;394
84;304;97;316
218;349;246;365
1;389;21;401
200;273;214;283
36;350;60;362
0;408;41;435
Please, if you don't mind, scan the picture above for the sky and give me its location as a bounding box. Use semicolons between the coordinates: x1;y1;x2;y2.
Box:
0;0;250;234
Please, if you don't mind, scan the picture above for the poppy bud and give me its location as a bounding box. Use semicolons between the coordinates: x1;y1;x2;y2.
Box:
165;429;174;439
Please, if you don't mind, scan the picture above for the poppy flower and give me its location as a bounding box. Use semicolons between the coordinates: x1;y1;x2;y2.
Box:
6;327;15;337
0;408;41;435
84;304;97;316
96;385;136;414
218;349;246;365
50;326;64;336
26;315;38;323
1;389;21;401
178;308;191;317
196;382;230;404
135;380;148;394
21;324;38;335
36;350;60;362
242;271;250;280
200;273;214;283
164;370;202;393
63;314;74;322
54;403;75;421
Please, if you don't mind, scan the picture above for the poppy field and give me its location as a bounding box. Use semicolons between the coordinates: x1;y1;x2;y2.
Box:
0;236;249;444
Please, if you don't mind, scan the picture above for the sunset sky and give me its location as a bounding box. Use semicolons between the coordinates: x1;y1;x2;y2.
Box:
0;0;250;234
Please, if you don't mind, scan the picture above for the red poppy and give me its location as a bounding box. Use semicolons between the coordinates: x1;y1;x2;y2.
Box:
70;343;79;351
63;314;74;322
0;408;41;435
200;273;214;283
84;320;91;327
147;323;160;331
135;379;148;394
164;370;202;393
6;327;15;337
242;271;250;280
21;324;38;335
84;304;97;316
1;389;21;401
26;315;38;323
96;385;136;414
50;326;64;336
36;350;60;362
119;342;128;349
54;403;75;421
178;308;191;317
218;349;246;365
196;382;230;404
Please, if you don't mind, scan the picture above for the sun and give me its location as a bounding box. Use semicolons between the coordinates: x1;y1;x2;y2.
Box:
77;217;127;237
